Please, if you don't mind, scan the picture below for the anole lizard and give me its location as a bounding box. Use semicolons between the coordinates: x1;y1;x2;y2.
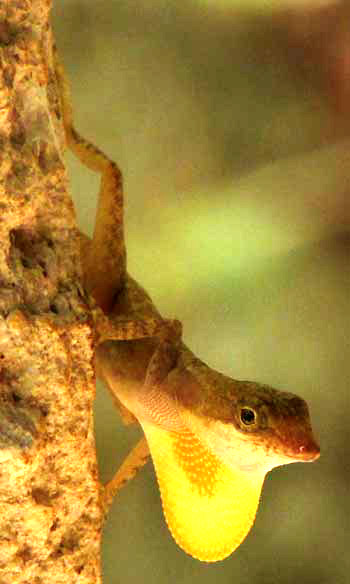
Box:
55;53;320;563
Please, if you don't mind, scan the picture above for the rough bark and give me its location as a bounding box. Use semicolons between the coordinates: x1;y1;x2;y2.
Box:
0;2;102;582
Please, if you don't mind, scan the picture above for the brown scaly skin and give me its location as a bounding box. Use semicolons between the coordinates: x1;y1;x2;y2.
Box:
170;358;319;462
98;276;319;466
97;278;319;474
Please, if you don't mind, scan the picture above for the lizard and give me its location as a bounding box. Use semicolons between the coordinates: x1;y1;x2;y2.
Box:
54;53;320;563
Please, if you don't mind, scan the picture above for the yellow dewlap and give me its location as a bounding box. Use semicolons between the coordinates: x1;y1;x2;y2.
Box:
142;422;265;562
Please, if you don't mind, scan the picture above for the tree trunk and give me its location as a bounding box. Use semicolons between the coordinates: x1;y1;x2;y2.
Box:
0;2;102;582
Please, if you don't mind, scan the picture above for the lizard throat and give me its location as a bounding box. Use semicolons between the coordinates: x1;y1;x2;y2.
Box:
141;421;265;562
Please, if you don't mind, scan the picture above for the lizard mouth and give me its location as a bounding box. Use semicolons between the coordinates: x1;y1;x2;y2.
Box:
270;416;320;463
284;434;320;462
293;440;320;462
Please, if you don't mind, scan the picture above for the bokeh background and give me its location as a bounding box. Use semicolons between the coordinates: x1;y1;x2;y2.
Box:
53;1;349;582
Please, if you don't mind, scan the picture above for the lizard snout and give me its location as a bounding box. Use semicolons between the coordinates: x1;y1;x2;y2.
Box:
295;436;320;462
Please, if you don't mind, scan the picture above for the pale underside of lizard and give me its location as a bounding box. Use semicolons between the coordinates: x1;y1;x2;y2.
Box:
54;51;320;562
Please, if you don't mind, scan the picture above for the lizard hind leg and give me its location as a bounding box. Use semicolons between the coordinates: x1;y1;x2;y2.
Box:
54;52;126;312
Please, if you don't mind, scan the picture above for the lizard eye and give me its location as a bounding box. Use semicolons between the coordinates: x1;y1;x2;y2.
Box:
240;407;257;426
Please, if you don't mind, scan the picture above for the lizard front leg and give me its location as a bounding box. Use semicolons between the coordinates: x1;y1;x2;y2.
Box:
97;317;183;511
96;316;183;427
102;437;150;514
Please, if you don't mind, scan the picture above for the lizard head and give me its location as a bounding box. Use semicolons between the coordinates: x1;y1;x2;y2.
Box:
141;359;320;562
175;370;320;474
231;381;320;466
99;341;320;562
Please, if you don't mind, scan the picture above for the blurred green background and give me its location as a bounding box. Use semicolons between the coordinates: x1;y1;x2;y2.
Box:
53;1;349;582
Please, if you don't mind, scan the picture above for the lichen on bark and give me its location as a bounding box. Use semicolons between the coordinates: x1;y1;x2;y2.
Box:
0;2;102;582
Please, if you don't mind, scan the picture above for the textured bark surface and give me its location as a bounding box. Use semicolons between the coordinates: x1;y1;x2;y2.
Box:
0;2;102;582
